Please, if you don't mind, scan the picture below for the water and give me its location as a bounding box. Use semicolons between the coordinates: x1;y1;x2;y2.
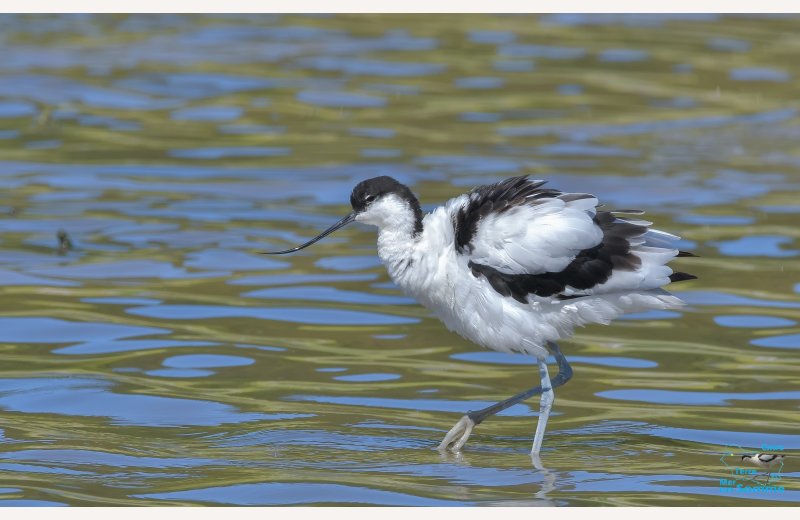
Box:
1;13;799;506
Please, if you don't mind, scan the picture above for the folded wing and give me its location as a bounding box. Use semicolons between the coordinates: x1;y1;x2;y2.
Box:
452;176;695;303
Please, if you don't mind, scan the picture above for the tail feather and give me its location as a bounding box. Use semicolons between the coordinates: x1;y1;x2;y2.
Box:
669;272;697;283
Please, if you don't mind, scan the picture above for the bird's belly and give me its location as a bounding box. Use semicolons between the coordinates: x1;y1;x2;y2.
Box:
399;258;552;358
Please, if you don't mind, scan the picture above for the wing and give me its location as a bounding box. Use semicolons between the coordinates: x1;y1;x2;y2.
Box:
454;176;603;275
452;176;696;303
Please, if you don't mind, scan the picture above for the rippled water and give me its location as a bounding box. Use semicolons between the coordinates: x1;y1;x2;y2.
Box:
1;14;799;506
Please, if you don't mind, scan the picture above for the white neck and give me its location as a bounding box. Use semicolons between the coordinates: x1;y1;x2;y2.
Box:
377;221;419;282
355;194;421;282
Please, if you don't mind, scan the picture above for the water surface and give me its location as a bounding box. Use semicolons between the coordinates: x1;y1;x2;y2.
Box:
0;14;799;506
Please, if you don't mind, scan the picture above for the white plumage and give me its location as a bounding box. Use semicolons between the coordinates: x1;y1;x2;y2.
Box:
264;175;696;455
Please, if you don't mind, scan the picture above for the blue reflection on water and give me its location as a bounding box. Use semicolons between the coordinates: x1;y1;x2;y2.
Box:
708;37;751;52
618;310;682;320
0;378;267;427
564;470;799;502
564;420;800;449
2;448;222;469
117;73;273;98
81;297;162;306
540;13;719;27
676;291;800;309
298;56;444;77
127;304;419;325
235;343;286;352
710;235;798;257
315;255;382;271
287;395;531;416
0;317;169;343
169;146;292;159
30;259;217;280
170;105;243;121
730;67;790;82
162;354;254;368
243;285;414;305
0;463;91;476
675;214;755;225
0;269;79;287
296;90;386;108
361;148;402;158
639;423;800;450
469;30;516;44
750;334;800;349
597;389;800;406
0;499;67;506
145;368;215;378
334;373;401;382
219;124;285;134
0;100;38;118
714;315;796;328
135;482;465;506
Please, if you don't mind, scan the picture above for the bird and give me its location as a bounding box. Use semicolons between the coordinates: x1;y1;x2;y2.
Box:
262;175;696;456
741;453;785;480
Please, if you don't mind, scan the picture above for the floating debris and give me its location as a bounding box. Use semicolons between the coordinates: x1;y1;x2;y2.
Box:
57;229;73;255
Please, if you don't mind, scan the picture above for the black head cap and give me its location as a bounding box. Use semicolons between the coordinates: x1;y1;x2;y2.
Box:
350;176;404;212
350;176;424;234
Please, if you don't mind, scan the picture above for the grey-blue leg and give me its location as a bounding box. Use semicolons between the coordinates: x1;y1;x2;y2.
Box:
531;359;553;455
437;342;573;452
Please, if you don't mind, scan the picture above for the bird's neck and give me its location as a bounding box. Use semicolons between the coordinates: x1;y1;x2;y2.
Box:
376;210;422;282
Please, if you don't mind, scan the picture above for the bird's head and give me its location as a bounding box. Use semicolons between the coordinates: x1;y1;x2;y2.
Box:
350;176;422;230
261;176;422;255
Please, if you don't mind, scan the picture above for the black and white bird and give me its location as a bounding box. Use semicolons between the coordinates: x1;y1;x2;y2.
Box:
741;453;785;476
263;175;696;455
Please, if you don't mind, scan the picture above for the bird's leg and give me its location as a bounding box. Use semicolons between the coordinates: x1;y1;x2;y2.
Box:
437;342;573;452
531;359;553;456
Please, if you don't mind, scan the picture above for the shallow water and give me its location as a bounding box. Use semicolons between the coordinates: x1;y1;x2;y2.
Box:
1;14;799;506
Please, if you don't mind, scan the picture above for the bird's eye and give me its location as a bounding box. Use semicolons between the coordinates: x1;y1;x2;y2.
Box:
365;194;376;203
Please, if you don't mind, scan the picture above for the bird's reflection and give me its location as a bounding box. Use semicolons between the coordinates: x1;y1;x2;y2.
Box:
435;445;560;505
531;453;557;503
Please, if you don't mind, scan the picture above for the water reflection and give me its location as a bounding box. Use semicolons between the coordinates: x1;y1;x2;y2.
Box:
137;482;464;506
0;377;267;426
